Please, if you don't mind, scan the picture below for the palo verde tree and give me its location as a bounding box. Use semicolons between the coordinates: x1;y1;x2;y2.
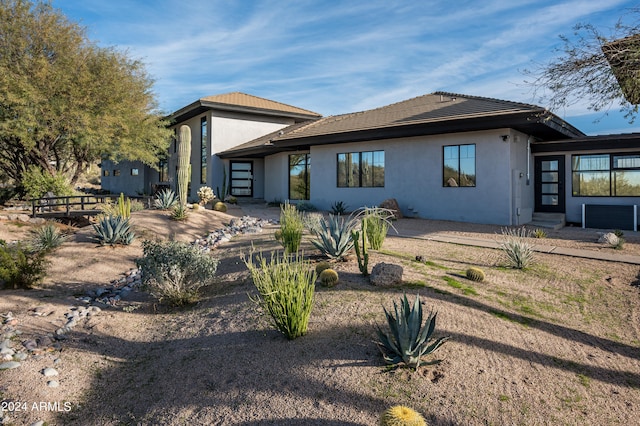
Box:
0;0;171;189
525;7;640;123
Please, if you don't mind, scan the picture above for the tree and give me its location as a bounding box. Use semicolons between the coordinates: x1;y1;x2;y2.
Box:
526;8;640;123
0;0;171;188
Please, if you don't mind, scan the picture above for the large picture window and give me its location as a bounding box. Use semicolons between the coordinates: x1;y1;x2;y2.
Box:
337;151;384;187
572;153;640;196
200;117;207;184
289;154;310;200
443;144;475;187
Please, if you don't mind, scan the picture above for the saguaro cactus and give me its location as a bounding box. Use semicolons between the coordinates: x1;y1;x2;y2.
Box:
177;125;192;206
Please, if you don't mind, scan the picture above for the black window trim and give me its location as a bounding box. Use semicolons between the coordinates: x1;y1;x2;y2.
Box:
571;152;640;197
336;150;384;188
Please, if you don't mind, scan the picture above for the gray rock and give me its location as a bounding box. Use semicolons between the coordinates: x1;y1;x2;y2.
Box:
370;262;404;287
14;352;28;361
47;380;60;388
597;232;619;246
22;339;38;351
30;421;45;426
42;367;58;377
0;361;21;369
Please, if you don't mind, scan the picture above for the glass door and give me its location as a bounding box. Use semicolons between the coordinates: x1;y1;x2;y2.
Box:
534;156;565;213
230;161;253;197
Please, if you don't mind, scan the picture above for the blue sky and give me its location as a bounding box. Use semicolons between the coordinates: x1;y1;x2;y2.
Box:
52;0;640;135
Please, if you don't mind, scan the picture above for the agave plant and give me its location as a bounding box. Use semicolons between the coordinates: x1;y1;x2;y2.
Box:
311;214;357;259
29;222;68;252
92;215;136;245
376;294;450;370
154;188;178;210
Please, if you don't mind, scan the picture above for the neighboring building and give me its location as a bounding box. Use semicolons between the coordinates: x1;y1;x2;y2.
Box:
104;90;640;229
101;92;321;201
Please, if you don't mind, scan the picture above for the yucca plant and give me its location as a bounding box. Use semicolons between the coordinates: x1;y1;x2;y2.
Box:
499;227;535;269
154;188;178;210
244;251;316;340
171;203;189;221
92;215;136;245
311;214;357;259
29;222;68;252
376;294;450;370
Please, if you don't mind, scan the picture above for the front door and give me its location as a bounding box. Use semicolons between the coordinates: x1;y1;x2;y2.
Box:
230;161;253;197
535;155;565;213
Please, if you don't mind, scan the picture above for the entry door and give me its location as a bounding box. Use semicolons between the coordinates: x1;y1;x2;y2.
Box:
230;161;253;197
535;156;565;213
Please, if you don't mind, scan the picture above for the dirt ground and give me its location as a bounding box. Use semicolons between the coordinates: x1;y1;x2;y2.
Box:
0;205;639;425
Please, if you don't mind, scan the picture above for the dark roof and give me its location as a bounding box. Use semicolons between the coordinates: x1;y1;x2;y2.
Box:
218;91;585;158
532;132;640;153
168;92;321;124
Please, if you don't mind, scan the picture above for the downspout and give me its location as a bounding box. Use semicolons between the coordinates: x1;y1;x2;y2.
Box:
526;136;531;185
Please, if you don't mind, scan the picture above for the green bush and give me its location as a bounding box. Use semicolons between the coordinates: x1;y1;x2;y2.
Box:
171;203;189;221
29;222;68;252
376;293;449;370
0;242;48;289
364;209;390;250
130;199;145;212
302;212;324;235
531;228;547;239
93;215;136;245
136;240;218;306
295;201;316;212
279;201;305;253
21;165;74;199
244;251;316;340
499;227;535;269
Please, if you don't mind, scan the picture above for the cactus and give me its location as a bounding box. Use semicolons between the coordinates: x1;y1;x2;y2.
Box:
315;261;331;275
319;268;339;287
466;267;485;282
117;192;131;218
213;201;227;212
379;405;427;426
351;219;369;276
216;166;228;201
177;125;192;206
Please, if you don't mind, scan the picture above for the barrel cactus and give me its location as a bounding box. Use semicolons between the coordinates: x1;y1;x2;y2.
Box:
213;201;227;212
466;267;485;282
177;125;192;206
319;268;339;287
315;261;331;275
379;405;427;426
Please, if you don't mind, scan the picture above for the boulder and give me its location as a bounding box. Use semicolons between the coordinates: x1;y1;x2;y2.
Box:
370;262;404;287
597;232;619;246
379;198;403;219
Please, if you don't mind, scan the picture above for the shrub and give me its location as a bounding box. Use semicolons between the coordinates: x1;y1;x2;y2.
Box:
29;222;68;252
295;201;316;212
21;165;74;199
465;267;485;282
154;188;178;210
93;215;136;245
531;228;547;239
319;268;339;287
499;227;535;269
213;201;227;212
130;199;145;212
244;251;316;340
614;229;625;238
315;261;332;274
311;214;357;260
136;240;218;306
364;208;391;250
379;405;427;426
226;196;238;205
171;203;189;221
279;201;305;253
197;186;215;205
303;211;324;235
0;242;48;289
330;201;348;215
376;293;450;370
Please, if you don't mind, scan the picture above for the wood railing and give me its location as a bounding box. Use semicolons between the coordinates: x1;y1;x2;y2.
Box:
31;194;121;218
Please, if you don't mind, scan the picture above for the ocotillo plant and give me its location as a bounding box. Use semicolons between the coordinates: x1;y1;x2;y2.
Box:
177;125;192;206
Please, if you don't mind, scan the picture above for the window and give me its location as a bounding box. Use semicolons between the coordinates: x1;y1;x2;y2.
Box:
173;128;177;153
113;169;120;176
200;117;207;184
131;168;139;176
572;153;640;196
337;151;384;187
443;144;475;187
103;170;109;177
158;159;168;182
289;154;310;200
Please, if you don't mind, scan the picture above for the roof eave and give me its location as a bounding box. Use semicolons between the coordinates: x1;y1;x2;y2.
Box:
166;100;320;124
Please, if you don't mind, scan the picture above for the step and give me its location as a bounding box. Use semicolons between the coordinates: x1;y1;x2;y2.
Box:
528;220;565;231
532;212;565;222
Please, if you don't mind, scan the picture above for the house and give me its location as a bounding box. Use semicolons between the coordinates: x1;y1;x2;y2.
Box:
104;91;640;229
100;92;321;199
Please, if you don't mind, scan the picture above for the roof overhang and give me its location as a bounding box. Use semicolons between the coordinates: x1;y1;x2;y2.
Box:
532;133;640;153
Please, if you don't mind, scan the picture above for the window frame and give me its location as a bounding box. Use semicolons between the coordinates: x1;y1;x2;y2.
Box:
443;144;476;187
289;153;310;200
200;116;207;184
336;150;384;188
572;152;640;197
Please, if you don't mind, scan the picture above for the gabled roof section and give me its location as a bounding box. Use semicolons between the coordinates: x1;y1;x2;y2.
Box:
168;92;321;124
218;91;585;158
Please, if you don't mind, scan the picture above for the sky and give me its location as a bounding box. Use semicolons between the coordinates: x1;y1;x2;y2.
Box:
52;0;640;136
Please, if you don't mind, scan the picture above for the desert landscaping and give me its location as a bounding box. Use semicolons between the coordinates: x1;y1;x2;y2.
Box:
0;203;639;425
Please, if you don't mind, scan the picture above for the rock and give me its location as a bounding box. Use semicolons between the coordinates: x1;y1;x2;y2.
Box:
0;361;21;370
42;367;58;377
29;217;46;225
14;352;28;361
379;198;403;219
22;339;38;351
47;380;60;388
30;421;45;426
597;232;619;246
370;262;404;287
17;214;31;222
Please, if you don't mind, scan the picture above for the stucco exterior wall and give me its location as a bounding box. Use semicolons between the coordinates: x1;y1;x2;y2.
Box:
303;129;531;225
100;160;157;196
